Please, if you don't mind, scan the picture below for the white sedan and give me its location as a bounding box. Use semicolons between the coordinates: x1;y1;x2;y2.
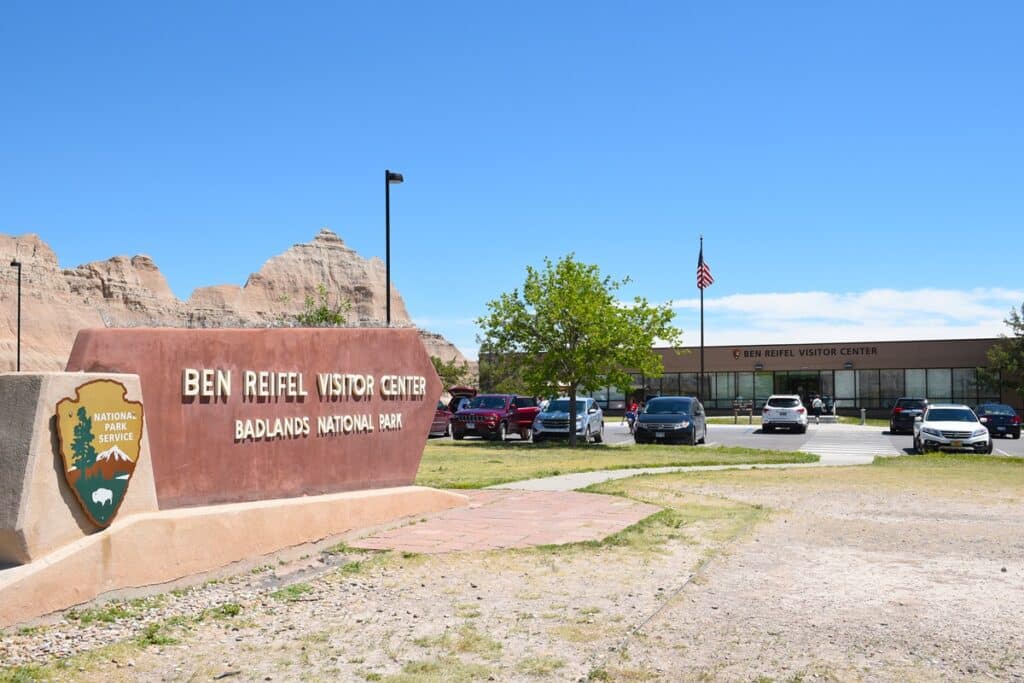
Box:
913;404;992;454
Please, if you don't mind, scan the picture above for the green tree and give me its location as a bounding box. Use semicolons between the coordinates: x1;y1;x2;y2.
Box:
476;254;683;446
430;355;470;389
290;284;352;327
979;303;1024;401
72;406;98;475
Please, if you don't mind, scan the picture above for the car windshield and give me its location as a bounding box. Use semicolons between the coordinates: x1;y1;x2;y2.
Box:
767;398;800;408
545;400;586;413
644;399;690;415
467;396;507;410
926;408;977;423
977;404;1016;416
896;399;926;409
436;401;446;410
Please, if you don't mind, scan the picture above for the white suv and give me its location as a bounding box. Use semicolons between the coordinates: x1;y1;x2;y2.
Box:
762;395;808;433
913;404;992;454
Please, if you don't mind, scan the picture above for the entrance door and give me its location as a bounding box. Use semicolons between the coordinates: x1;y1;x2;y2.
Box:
775;372;820;406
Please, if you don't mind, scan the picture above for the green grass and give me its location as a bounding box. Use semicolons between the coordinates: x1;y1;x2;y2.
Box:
415;440;817;488
837;416;890;428
270;582;313;602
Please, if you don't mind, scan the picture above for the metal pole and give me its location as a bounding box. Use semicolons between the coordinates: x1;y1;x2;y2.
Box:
10;259;21;371
385;169;391;326
699;236;704;401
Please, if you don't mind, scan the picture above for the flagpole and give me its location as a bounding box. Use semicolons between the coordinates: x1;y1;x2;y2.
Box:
699;235;704;402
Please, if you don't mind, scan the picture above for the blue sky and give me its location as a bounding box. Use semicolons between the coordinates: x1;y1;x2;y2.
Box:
2;1;1022;357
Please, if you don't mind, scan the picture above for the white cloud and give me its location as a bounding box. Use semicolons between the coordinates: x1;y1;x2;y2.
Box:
665;287;1018;347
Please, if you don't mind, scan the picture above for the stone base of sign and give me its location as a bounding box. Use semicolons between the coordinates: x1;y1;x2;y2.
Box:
0;485;467;626
0;372;158;565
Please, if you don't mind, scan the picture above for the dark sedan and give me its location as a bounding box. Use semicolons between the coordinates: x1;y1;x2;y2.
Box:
633;396;707;445
975;403;1021;439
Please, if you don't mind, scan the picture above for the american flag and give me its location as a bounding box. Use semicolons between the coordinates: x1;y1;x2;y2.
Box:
697;244;714;289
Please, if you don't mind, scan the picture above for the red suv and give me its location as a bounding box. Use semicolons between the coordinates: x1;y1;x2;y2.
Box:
451;394;540;441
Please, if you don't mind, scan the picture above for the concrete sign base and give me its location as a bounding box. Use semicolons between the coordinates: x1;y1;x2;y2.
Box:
0;372;466;626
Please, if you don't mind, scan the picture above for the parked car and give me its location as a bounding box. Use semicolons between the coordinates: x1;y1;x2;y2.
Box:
633;396;707;445
762;395;808;433
974;403;1021;439
820;395;835;415
889;397;929;434
913;404;992;454
429;400;453;437
533;397;604;443
451;394;540;441
446;385;477;414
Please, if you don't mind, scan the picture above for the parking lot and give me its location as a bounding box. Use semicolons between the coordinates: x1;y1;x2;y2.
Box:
577;421;1024;462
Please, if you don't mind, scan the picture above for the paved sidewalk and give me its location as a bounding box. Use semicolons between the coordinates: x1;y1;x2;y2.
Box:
350;489;660;554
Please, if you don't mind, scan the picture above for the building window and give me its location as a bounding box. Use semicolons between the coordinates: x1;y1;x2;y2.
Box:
857;370;881;408
754;372;773;408
906;369;926;397
835;370;855;408
880;369;904;408
661;373;681;396
735;372;754;403
680;373;699;395
952;368;976;404
927;369;952;403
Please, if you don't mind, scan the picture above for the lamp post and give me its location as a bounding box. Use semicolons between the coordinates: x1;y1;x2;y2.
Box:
9;259;21;371
384;169;404;326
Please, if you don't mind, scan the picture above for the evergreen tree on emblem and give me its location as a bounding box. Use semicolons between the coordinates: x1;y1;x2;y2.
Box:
72;406;98;476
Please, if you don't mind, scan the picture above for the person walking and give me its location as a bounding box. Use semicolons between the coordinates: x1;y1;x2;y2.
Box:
811;395;824;424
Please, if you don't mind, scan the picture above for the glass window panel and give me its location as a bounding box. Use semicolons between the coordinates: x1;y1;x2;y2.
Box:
880;369;904;408
646;376;661;397
952;368;976;403
680;373;699;395
905;369;926;397
661;373;681;395
857;370;880;407
715;373;732;401
927;369;952;402
754;372;773;408
976;370;1000;402
835;371;855;401
819;371;834;398
735;372;754;402
774;372;788;395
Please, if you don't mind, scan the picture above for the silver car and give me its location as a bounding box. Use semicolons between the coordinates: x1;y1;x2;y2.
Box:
533;397;604;443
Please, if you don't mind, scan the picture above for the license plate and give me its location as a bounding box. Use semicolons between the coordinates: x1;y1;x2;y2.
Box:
466;422;475;429
997;426;1006;431
951;440;962;447
655;431;665;438
780;411;790;417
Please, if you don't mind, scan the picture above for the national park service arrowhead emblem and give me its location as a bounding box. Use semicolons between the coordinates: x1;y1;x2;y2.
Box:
55;380;145;527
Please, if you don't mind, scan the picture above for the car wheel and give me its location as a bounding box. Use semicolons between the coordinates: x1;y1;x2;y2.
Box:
445;423;451;438
984;441;993;454
799;424;808;434
594;422;604;443
453;431;464;441
687;429;697;446
497;422;507;442
763;424;772;434
699;425;707;444
532;433;544;444
521;427;533;442
583;425;592;444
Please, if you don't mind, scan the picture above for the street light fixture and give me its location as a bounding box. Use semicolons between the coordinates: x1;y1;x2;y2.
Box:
9;259;21;372
384;169;404;326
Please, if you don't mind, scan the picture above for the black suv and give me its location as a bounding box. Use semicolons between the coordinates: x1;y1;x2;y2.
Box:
889;397;928;434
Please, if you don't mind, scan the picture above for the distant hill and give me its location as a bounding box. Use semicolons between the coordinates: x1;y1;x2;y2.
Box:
0;229;471;375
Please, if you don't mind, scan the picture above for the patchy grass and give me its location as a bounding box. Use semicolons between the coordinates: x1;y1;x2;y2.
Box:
385;655;490;682
416;440;817;488
639;453;1024;502
137;621;179;646
270;582;314;602
516;654;565;676
412;625;501;660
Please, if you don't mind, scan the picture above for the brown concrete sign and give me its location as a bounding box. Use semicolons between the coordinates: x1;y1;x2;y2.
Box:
67;328;441;509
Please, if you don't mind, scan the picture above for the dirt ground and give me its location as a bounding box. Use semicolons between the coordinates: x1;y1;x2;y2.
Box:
2;457;1022;682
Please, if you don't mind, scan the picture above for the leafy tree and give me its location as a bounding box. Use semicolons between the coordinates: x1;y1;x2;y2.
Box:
476;254;683;446
431;355;470;389
72;406;98;475
290;284;352;327
979;303;1024;401
477;341;530;394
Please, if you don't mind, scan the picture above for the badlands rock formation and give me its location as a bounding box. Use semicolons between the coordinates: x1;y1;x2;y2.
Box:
0;229;468;372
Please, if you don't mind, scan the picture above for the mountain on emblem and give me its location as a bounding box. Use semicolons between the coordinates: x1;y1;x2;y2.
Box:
55;380;145;528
